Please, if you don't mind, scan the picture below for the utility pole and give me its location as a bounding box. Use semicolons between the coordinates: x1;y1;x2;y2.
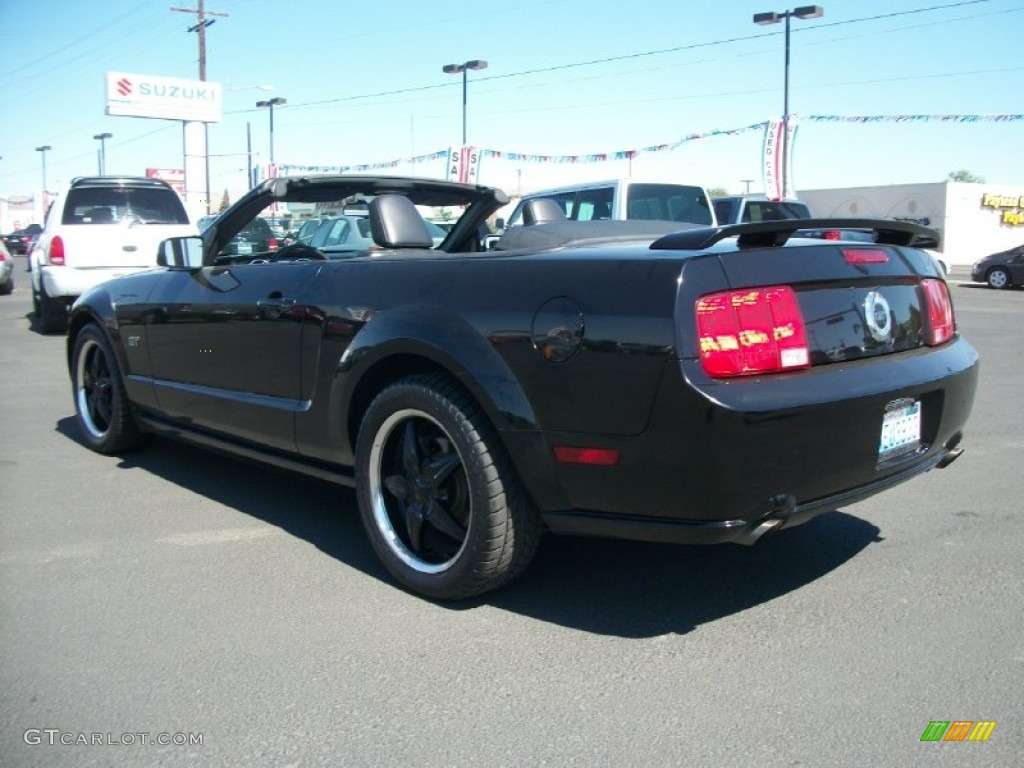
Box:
170;1;229;81
170;1;228;214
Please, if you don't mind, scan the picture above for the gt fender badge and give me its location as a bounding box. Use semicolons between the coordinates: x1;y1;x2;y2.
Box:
864;290;892;343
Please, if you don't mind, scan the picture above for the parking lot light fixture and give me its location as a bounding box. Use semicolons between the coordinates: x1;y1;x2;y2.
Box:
256;97;287;167
93;133;112;175
35;145;52;195
753;5;823;198
442;59;488;146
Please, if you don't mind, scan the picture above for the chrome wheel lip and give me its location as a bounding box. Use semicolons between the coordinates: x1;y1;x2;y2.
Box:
368;408;468;575
75;338;110;440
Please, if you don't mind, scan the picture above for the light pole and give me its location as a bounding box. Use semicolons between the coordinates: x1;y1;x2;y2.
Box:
256;97;287;167
93;133;112;175
753;5;823;198
442;59;488;146
35;145;51;195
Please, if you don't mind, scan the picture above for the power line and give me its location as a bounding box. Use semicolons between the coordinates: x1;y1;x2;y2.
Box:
271;0;1002;114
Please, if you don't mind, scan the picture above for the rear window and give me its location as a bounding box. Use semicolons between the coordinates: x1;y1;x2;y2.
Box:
626;183;712;225
62;186;189;225
741;200;812;222
240;218;272;237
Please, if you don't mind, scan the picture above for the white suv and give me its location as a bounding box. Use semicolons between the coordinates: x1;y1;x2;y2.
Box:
31;176;195;333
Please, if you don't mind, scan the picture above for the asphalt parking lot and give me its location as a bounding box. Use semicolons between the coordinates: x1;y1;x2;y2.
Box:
1;259;1020;767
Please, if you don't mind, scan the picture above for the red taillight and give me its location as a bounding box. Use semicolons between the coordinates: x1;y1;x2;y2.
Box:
696;286;810;377
50;236;65;265
843;248;889;264
268;236;279;251
823;229;842;241
553;446;620;466
922;278;954;345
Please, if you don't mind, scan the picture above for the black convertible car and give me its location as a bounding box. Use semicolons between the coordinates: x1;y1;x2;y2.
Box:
66;175;979;600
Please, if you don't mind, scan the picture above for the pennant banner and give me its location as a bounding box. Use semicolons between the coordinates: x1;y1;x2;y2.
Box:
276;115;1023;176
806;113;1024;124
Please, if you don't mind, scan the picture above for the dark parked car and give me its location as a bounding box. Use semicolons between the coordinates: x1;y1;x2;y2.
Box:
970;243;1024;289
3;223;43;255
65;176;978;600
197;214;279;257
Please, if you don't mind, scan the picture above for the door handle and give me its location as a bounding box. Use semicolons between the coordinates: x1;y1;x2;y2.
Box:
257;296;296;319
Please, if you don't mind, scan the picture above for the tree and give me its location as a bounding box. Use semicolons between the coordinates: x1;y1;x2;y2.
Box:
947;170;985;183
707;187;729;198
219;189;231;212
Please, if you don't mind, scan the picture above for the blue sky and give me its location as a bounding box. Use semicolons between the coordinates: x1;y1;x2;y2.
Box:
1;0;1022;205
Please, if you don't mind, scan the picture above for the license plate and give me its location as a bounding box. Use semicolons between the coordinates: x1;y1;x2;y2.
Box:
878;399;921;461
237;240;252;255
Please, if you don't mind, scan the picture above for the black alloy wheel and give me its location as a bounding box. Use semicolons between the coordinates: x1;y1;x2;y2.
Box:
356;374;540;600
71;324;147;454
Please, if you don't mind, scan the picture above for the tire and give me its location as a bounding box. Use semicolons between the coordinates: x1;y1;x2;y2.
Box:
355;373;541;600
0;273;11;295
71;324;147;455
38;285;67;334
986;267;1011;290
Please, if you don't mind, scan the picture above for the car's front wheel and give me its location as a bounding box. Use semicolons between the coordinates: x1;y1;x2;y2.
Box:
355;374;540;600
71;324;147;454
986;267;1011;290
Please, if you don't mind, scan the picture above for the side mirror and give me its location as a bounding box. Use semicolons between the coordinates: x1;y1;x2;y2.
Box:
494;217;505;230
158;236;204;268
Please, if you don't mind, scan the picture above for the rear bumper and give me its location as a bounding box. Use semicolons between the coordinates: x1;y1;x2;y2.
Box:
40;265;150;300
513;335;979;542
542;443;960;545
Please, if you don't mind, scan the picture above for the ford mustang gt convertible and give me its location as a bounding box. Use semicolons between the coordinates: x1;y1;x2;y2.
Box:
66;175;978;600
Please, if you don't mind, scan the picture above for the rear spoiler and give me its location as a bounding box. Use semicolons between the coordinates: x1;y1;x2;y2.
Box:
650;218;939;251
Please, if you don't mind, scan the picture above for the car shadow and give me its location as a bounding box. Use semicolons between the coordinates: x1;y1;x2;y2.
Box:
56;419;881;638
956;282;1022;291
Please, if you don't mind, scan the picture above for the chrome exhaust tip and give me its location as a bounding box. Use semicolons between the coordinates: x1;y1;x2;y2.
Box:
737;518;785;546
936;447;964;469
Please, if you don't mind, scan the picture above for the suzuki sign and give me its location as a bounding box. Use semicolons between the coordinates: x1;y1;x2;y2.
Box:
105;71;222;123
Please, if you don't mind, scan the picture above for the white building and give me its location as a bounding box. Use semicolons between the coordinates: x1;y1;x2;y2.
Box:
798;181;1024;267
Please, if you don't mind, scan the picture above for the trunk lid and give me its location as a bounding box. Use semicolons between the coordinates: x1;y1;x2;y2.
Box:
711;241;946;365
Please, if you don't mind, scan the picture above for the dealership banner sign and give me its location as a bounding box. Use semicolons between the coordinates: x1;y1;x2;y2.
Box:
106;72;222;123
446;147;481;185
762;118;798;201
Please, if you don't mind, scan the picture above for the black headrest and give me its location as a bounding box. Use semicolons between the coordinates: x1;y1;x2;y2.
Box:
522;197;566;225
368;194;434;248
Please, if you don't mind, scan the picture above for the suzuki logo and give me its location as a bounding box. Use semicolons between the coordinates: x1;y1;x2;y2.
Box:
117;77;132;96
